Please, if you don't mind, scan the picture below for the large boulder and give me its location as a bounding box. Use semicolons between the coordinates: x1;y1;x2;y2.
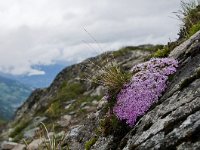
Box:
117;31;200;150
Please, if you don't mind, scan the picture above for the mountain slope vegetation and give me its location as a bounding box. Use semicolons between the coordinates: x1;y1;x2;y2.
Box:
0;76;32;120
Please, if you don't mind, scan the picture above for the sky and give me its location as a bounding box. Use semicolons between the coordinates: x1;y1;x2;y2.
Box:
0;0;187;76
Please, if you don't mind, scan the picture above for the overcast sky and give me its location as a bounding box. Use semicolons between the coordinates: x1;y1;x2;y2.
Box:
0;0;186;75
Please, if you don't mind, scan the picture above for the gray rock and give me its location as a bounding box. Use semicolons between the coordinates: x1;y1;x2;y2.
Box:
27;138;45;150
32;116;47;126
57;115;72;127
177;141;200;150
80;102;87;108
92;100;98;105
91;136;114;150
12;144;26;150
90;86;105;96
1;141;18;150
69;111;76;115
24;127;40;139
169;30;200;59
97;98;107;110
65;125;84;150
83;106;96;112
65;100;76;105
66;125;83;138
65;104;72;109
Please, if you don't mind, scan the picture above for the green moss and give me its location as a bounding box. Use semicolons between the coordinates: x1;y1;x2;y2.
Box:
146;41;180;60
85;137;98;150
188;21;200;37
151;47;170;58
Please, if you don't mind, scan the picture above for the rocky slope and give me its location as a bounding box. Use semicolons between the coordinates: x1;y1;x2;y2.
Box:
0;45;157;146
1;32;200;150
57;31;200;150
1;29;200;150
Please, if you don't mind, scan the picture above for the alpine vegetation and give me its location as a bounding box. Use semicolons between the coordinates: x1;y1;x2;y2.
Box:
113;58;178;126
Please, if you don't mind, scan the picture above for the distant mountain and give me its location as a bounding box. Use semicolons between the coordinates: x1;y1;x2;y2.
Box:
0;64;67;88
0;76;32;120
0;64;67;120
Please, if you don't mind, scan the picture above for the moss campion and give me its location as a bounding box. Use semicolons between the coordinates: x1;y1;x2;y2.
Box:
113;58;178;126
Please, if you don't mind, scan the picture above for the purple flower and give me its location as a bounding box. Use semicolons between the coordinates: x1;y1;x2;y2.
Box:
113;58;178;126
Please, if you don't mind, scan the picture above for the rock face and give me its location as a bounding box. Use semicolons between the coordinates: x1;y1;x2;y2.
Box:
63;32;200;150
118;31;200;150
1;32;200;150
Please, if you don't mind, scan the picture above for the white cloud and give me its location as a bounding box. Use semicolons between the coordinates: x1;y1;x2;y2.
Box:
0;0;182;75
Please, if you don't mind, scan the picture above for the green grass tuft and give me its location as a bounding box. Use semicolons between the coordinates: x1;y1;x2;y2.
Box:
146;41;179;59
24;122;69;150
151;47;170;58
45;101;61;118
176;1;200;39
85;137;98;150
188;21;200;37
9;119;31;138
93;61;131;95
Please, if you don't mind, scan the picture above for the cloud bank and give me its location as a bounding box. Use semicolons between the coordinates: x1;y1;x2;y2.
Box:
0;0;182;75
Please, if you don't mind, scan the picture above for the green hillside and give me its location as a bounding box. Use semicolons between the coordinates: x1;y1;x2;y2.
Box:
0;76;32;120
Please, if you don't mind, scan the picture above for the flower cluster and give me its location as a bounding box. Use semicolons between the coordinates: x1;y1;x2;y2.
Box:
113;58;178;126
